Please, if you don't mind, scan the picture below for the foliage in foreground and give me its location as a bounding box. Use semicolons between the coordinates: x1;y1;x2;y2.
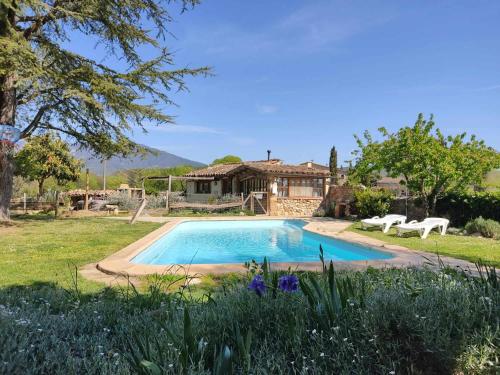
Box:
0;260;498;374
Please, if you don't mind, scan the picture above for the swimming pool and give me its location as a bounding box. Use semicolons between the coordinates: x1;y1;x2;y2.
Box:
131;220;393;265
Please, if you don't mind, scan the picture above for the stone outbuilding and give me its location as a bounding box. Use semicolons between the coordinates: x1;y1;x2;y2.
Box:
184;159;331;216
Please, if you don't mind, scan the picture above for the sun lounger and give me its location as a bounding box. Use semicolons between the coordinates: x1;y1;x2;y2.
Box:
396;217;449;239
361;214;407;233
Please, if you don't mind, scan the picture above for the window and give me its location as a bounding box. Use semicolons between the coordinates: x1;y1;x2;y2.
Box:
277;177;289;197
283;178;324;198
196;181;211;194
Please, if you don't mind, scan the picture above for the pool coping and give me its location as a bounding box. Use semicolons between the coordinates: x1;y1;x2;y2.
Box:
95;217;479;277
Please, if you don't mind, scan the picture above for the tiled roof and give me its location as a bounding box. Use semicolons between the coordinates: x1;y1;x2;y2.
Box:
185;163;242;177
186;161;331;177
299;162;330;171
247;163;331;176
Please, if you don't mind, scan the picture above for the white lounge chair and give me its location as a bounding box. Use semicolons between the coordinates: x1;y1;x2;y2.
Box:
361;214;407;233
396;217;449;239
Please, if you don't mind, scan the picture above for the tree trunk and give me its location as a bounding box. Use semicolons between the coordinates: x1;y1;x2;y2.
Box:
421;194;430;218
429;194;439;217
0;73;17;221
0;5;18;221
38;179;45;199
0;143;14;221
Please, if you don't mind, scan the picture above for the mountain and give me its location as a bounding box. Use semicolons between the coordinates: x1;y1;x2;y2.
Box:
74;146;205;174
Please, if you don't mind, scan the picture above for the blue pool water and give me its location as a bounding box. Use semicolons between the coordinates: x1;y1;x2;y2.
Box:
131;220;393;265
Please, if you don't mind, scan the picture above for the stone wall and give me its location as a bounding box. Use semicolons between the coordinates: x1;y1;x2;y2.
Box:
274;198;324;217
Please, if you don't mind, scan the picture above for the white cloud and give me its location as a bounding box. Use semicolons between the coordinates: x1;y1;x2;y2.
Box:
256;104;278;114
182;1;396;57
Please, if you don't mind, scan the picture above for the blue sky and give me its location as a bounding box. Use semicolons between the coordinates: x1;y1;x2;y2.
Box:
78;0;500;165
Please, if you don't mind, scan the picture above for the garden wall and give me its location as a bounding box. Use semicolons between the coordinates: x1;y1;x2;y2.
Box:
274;198;324;216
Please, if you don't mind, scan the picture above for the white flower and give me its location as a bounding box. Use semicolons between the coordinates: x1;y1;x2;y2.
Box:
311;329;317;335
343;338;348;342
389;371;395;375
169;364;173;368
320;353;325;357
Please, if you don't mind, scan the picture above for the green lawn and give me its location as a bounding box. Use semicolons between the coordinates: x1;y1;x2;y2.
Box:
348;222;500;267
0;215;161;291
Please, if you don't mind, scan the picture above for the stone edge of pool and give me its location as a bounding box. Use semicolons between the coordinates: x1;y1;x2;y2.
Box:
93;217;479;277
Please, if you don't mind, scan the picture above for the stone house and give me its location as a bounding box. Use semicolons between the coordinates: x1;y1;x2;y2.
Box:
184;159;331;216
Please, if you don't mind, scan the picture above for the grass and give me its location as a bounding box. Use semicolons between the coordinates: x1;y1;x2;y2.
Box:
348;222;500;267
0;214;161;292
0;214;498;373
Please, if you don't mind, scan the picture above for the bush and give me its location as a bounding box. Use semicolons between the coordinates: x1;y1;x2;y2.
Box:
465;217;500;239
354;188;394;218
312;208;326;217
0;263;498;374
436;191;500;227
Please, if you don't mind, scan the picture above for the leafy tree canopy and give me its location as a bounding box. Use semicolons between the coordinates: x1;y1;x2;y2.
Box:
1;0;209;154
211;155;242;165
0;0;209;219
15;133;82;195
350;114;500;216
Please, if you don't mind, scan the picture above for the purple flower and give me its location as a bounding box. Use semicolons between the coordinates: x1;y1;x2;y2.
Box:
248;275;266;296
278;275;299;293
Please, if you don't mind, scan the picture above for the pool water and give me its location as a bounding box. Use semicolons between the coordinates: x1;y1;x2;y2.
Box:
131;220;393;265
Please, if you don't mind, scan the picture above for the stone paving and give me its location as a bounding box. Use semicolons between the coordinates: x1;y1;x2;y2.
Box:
81;216;483;284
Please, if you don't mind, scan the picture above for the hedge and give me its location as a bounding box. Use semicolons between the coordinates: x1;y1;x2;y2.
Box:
436;191;500;227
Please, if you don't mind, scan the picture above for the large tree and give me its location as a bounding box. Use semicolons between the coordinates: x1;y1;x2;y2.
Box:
351;114;500;216
0;0;209;220
15;133;82;196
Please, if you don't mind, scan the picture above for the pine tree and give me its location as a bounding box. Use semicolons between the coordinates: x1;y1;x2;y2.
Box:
0;0;209;220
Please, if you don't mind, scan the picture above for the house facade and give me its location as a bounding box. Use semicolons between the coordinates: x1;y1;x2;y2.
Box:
184;159;331;216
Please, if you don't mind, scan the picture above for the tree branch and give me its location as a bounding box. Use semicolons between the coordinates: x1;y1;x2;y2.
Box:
20;99;64;138
22;1;62;40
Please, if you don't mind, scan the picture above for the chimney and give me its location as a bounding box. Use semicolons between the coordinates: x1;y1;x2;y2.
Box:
307;161;313;168
267;150;271;161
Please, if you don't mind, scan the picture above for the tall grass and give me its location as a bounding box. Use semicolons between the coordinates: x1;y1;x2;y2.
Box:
0;259;498;374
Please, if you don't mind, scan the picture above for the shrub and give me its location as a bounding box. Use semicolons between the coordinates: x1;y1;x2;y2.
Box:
1;260;498;374
354;188;394;218
312;208;326;217
465;217;500;239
